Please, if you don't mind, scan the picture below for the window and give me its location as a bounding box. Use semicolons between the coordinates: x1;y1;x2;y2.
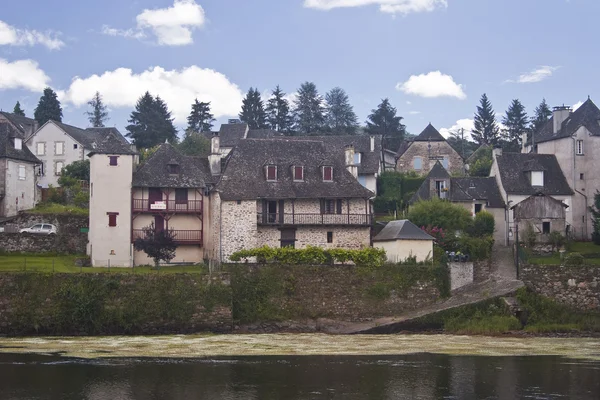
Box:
542;222;551;234
413;157;422;170
266;165;277;181
107;212;118;227
354;153;361;165
576;140;584;155
327;231;333;243
73;144;78;149
442;156;449;169
175;188;188;204
14;138;22;150
55;142;64;155
322;199;342;214
323;166;333;182
55;161;64;176
474;204;483;214
531;171;544;186
109;156;119;166
358;175;367;188
280;228;296;248
293;166;304;181
580;173;585;180
167;163;179;174
18;165;25;180
36;142;45;156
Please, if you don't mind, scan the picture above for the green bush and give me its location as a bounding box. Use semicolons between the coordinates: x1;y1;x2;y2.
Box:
466;211;495;236
564;252;584;266
523;222;537;248
548;231;565;251
457;235;494;261
408;198;473;231
374;171;425;214
445;315;521;334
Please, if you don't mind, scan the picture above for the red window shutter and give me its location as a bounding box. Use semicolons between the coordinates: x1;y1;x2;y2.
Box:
323;166;332;181
267;166;276;180
109;156;118;166
336;199;342;214
108;214;117;227
294;166;303;180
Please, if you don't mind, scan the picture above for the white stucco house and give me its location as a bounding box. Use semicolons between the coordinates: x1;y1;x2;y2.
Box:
373;220;434;263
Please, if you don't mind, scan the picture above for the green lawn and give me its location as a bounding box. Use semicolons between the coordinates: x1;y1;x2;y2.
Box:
0;255;207;274
29;203;89;216
528;241;600;265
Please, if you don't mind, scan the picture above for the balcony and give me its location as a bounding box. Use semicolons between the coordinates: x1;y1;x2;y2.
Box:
132;199;203;214
132;229;202;245
257;213;372;226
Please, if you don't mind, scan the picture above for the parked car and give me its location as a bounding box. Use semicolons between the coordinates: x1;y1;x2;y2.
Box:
20;224;57;235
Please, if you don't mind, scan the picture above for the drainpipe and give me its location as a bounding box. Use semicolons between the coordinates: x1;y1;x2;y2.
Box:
572;137;588;239
505;200;513;246
219;195;223;263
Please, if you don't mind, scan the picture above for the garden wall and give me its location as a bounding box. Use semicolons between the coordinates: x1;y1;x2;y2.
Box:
521;265;600;311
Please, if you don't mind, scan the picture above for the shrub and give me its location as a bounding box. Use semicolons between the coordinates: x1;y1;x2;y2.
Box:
564;252;584;266
522;222;537;248
548;231;565;251
408;198;473;231
466;211;495;237
457;235;494;261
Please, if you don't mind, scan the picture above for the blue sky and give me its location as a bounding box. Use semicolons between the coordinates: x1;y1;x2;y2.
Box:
1;0;598;138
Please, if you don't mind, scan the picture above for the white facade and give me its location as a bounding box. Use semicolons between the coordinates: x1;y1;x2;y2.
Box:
374;239;433;263
0;159;37;217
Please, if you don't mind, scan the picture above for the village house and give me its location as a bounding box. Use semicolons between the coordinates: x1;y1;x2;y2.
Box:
0;112;38;138
373;219;435;263
396;124;464;176
523;99;600;240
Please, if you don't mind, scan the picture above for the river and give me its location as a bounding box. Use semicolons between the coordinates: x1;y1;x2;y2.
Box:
1;334;599;399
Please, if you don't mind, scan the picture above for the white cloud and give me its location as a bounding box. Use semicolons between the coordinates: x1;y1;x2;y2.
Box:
409;111;421;115
0;58;51;91
439;118;474;139
397;71;466;99
572;101;583;111
406;100;412;105
0;20;64;50
102;0;205;46
60;65;244;123
508;66;559;84
304;0;448;14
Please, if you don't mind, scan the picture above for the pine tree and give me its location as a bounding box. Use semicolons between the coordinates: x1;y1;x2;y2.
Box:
34;87;63;125
85;91;109;127
13;101;25;117
126;92;178;149
239;88;267;129
186;99;215;134
530;98;552;138
293;82;325;134
501;99;529;152
366;98;405;151
324;87;359;135
265;85;293;133
471;93;500;145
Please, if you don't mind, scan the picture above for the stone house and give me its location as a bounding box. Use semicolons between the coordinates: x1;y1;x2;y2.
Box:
373;219;434;262
490;148;574;243
0;122;41;217
511;193;569;242
410;161;506;244
25;120;129;188
396;124;464;176
523;99;600;240
0;112;38;138
211;137;374;262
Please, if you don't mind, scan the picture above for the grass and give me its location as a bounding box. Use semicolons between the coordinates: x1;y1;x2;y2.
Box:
528;241;600;265
29;203;89;216
0;254;207;274
445;316;522;335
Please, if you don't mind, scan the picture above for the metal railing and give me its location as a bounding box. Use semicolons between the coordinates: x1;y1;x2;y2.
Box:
132;229;202;244
257;213;372;226
132;199;203;213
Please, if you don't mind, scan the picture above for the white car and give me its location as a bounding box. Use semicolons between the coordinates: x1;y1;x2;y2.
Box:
20;224;57;235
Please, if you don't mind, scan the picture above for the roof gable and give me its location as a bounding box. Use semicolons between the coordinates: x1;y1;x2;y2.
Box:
373;220;434;241
532;99;600;144
0;123;41;164
414;124;446;142
219;123;249;147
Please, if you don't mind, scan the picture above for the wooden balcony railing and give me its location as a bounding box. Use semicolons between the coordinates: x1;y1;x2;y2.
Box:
257;213;372;226
132;229;202;244
132;199;203;213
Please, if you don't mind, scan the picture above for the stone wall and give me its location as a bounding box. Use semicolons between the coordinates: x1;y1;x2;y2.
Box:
220;200;257;261
473;259;491;283
396;141;464;176
521;264;600;311
449;262;473;291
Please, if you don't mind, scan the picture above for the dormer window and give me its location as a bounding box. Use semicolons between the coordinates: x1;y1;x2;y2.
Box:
266;165;277;181
14;138;22;150
293;166;304;181
353;152;362;165
322;166;333;182
167;163;180;174
531;171;544;187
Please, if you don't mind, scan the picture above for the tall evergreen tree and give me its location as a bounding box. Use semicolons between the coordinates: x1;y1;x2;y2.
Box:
265;85;293;133
186;99;215;134
126;92;178;149
239;88;267;129
501;99;529;152
13;101;25;117
366;98;405;151
471;93;500;145
293;82;325;134
85;91;109;127
324;87;359;135
34;87;63;125
530;98;552;138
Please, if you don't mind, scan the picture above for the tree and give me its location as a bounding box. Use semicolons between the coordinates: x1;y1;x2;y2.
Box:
471;93;500;145
85;91;109;127
447;128;479;160
58;160;90;184
177;133;211;157
239;88;267;129
530;98;552;141
407;198;473;231
186;99;215;134
468;146;493;177
265;85;293;133
126;92;178;149
34;87;63;125
133;223;177;268
293;82;325;134
13;101;25;116
590;191;600;245
366;98;405;151
501;99;529;152
324;87;359;135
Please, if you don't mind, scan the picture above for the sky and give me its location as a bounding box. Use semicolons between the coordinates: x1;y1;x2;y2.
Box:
1;0;599;140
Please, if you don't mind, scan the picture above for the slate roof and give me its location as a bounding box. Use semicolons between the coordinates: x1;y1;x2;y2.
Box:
396;140;412;157
85;127;130;146
373;220;434;242
217;139;374;201
219;123;249;147
414;124;446;142
132;143;212;188
87;130;136;156
531;99;600;144
0;112;36;137
0;123;41;164
52;121;98;148
495;153;573;196
246;129;283;139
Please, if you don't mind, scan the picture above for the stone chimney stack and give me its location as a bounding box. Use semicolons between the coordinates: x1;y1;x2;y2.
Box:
552;105;571;134
370;135;375;152
209;133;221;176
345;144;358;179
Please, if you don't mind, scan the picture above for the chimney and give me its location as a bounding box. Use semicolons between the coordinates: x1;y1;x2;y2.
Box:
209;133;221;176
345;144;358;179
552;105;571;134
211;133;220;154
521;132;528;152
130;144;140;166
492;145;502;158
370;135;375;152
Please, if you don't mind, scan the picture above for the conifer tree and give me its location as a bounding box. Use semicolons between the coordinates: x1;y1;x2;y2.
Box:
366;98;405;151
501;99;529;152
85;91;109;127
34;87;63;125
265;85;293;133
530;98;552;138
13;101;25;117
186;99;215;134
293;82;325;134
239;88;267;129
471;93;500;145
126;92;178;149
324;87;359;135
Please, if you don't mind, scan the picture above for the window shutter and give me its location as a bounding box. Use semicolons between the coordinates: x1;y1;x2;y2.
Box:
320;199;325;214
336;199;342;214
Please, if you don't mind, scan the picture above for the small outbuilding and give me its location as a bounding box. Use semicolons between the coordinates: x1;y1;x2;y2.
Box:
373;220;435;263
